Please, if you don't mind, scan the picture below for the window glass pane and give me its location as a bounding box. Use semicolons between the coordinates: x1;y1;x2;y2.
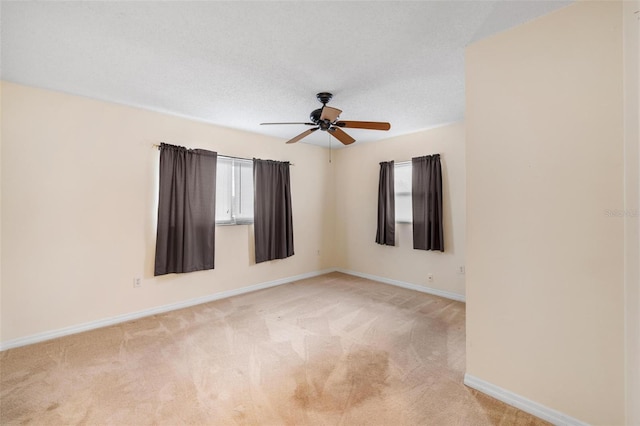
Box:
216;156;254;225
235;159;254;224
394;162;412;223
396;194;412;223
216;157;233;223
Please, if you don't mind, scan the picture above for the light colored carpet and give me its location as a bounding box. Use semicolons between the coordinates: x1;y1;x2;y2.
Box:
1;272;549;425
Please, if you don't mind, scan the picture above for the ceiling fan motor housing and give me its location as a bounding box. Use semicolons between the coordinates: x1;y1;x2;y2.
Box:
310;108;322;124
310;108;332;130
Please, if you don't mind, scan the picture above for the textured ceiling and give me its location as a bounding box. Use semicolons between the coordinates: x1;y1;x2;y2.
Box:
1;1;572;148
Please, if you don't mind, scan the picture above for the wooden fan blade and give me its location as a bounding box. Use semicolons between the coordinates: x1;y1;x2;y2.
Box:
335;121;391;131
329;127;356;145
286;127;318;144
261;122;315;126
320;106;342;122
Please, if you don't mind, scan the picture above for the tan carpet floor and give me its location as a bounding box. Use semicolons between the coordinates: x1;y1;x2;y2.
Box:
1;272;549;425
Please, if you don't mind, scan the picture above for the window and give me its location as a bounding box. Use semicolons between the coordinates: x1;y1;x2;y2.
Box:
216;156;254;225
394;161;412;223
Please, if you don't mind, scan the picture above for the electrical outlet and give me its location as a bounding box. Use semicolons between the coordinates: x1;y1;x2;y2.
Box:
133;277;141;288
427;273;434;283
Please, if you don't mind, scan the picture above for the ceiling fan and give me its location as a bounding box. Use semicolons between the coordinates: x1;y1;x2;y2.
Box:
260;92;391;145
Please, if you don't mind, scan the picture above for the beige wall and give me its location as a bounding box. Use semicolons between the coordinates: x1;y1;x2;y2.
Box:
0;81;336;344
0;82;3;342
624;0;640;423
334;123;466;298
466;1;625;424
0;80;466;347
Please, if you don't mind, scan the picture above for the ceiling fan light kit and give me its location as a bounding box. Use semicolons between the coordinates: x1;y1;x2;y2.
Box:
260;92;391;146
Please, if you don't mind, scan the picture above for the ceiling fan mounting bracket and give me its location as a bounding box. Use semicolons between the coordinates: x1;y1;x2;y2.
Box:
316;92;333;105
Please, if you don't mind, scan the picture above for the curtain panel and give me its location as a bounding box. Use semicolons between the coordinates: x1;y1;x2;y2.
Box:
412;154;444;251
375;160;395;246
253;159;294;263
154;143;217;275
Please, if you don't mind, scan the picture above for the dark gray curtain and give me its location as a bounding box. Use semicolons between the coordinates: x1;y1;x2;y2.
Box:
154;143;217;276
253;159;294;263
375;161;395;246
412;154;444;251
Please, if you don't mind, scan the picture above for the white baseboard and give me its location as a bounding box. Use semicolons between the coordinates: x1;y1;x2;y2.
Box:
1;268;462;351
0;269;334;352
335;268;465;302
463;374;589;426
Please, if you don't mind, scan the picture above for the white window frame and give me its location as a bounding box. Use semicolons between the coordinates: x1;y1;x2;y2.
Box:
216;156;254;225
394;161;412;223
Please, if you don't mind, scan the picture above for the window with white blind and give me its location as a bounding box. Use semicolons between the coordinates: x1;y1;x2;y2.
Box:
216;157;254;225
394;162;412;223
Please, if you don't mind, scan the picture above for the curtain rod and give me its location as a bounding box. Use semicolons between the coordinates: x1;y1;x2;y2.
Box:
394;155;441;165
152;143;294;165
